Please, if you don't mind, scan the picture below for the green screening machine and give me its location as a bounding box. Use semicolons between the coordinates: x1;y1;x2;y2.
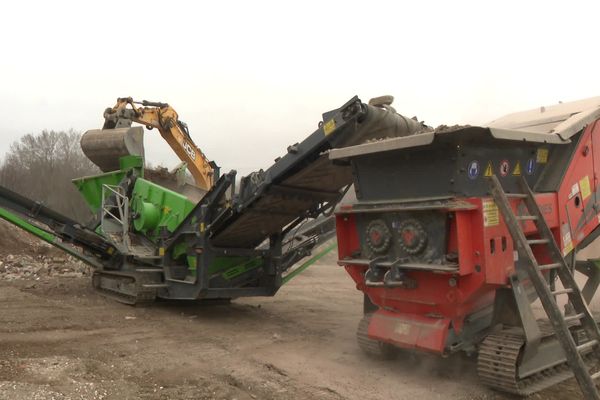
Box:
0;96;418;304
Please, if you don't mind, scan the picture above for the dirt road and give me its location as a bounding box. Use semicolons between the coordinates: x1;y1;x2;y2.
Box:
0;258;584;400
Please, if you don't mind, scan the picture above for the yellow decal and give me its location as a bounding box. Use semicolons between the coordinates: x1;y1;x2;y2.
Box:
159;247;165;256
562;231;573;255
323;119;336;136
199;222;205;233
580;176;591;201
483;200;500;227
484;161;493;177
563;242;574;256
536;148;549;164
512;161;522;176
561;224;574;256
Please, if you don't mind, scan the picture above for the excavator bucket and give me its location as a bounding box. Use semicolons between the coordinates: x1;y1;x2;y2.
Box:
81;127;145;172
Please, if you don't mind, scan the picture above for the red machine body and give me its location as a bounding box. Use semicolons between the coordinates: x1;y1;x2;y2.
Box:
334;107;600;355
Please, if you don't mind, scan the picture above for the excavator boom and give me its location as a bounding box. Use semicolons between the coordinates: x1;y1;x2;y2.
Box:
81;97;216;191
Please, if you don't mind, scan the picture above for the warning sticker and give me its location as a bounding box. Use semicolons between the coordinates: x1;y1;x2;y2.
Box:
580;176;591;200
568;182;580;200
512;161;522;176
483;200;500;227
484;161;493;177
499;160;510;177
561;223;573;256
563;239;574;256
526;158;536;175
467;160;480;180
323;119;336;136
536;148;549;164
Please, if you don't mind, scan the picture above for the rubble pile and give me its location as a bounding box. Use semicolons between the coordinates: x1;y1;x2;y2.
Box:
0;253;90;281
0;219;90;281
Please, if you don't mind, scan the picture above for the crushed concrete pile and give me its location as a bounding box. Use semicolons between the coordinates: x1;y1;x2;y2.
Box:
0;219;90;281
0;254;90;281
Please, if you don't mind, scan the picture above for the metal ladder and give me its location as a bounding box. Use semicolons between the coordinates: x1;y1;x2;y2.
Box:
489;175;600;399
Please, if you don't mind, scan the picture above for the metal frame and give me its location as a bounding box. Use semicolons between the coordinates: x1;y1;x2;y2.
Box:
0;185;117;267
101;184;130;248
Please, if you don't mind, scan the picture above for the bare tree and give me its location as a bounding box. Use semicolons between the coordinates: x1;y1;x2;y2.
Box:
0;130;100;222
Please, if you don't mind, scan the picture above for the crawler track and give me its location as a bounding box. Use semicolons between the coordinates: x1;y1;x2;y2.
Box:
478;325;596;396
357;314;397;360
92;270;158;305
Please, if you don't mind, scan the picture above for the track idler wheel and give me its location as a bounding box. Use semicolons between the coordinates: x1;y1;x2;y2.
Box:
357;313;397;360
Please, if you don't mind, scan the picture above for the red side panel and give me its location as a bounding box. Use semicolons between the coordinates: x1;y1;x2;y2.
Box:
464;194;558;286
336;213;360;260
455;211;475;276
368;309;450;354
557;121;600;255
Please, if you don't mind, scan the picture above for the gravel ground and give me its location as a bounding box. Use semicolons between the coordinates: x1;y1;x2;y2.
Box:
0;218;590;399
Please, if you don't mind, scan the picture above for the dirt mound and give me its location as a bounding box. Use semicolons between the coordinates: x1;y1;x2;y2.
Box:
144;166;180;184
0;218;47;256
0;218;89;281
144;166;206;202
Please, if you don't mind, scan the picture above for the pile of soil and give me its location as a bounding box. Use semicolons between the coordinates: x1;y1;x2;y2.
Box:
144;166;180;185
0;218;43;256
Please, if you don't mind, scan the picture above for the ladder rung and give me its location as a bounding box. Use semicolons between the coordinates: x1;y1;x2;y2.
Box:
527;239;550;245
516;215;538;221
551;288;574;296
591;371;600;381
539;263;562;271
142;283;168;289
506;193;528;198
564;313;585;323
576;339;599;353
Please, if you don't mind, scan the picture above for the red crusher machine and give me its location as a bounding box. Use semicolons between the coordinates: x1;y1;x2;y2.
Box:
329;97;600;398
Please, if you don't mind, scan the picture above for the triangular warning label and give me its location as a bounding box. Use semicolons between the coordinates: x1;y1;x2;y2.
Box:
484;161;493;177
512;161;521;176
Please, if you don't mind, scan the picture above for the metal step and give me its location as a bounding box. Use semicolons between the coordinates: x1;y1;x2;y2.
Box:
539;263;562;271
576;339;598;353
165;277;195;284
141;283;168;289
564;313;585;323
551;288;574;296
516;215;538;221
527;239;550;245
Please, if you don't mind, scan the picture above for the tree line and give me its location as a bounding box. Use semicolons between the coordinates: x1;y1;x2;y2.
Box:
0;130;99;222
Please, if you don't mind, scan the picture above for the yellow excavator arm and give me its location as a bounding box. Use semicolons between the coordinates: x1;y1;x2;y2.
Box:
100;97;216;191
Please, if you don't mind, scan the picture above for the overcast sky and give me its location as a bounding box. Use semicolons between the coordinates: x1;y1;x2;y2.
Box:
1;0;599;177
